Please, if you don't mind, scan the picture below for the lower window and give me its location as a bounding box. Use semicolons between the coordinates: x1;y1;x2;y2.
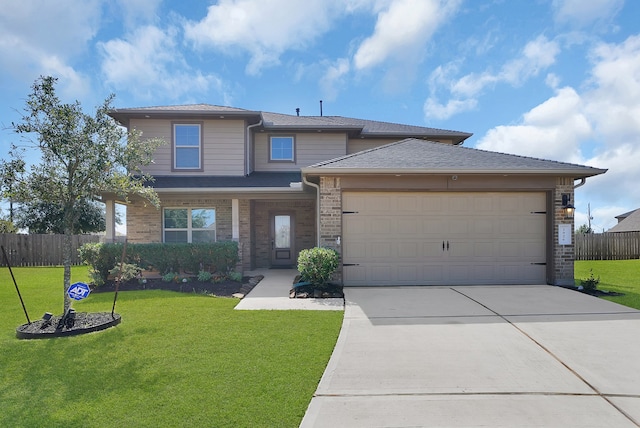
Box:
163;208;216;243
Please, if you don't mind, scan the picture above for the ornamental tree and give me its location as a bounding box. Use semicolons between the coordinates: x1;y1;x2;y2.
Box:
4;76;165;313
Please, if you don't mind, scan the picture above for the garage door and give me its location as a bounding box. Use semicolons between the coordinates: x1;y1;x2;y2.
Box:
342;192;547;286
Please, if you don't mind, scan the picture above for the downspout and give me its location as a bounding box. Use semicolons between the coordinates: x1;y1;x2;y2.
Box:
245;120;263;176
574;177;586;189
302;174;320;247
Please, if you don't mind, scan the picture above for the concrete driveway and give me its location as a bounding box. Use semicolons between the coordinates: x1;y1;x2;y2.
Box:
301;285;640;427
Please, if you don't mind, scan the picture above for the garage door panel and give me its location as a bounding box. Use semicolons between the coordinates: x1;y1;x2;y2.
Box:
342;192;546;286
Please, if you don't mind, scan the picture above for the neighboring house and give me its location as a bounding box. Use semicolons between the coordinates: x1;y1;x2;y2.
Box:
609;209;640;232
104;104;606;286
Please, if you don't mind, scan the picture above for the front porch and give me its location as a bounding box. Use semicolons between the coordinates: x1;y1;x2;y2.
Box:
103;195;316;273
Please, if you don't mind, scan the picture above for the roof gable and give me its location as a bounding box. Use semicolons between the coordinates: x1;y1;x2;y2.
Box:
609;208;640;232
304;138;607;177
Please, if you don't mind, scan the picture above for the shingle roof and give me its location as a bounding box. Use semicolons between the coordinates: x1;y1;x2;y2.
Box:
148;172;302;189
260;112;470;140
109;104;261;126
609;209;640;232
614;209;638;221
109;104;471;143
304;138;607;177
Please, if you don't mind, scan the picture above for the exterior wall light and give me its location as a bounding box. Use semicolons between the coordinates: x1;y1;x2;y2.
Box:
561;194;575;218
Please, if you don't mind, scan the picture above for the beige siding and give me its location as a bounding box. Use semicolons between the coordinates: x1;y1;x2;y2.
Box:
347;138;454;154
254;132;346;171
132;118;246;176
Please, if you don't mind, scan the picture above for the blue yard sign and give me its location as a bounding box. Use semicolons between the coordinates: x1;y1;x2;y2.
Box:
68;282;91;301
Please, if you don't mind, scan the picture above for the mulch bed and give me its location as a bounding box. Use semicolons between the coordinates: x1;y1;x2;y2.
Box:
558;284;624;297
15;275;264;340
93;275;264;298
16;312;122;340
290;275;344;299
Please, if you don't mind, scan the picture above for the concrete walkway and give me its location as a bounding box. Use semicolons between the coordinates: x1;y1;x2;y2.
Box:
234;269;344;311
301;285;640;427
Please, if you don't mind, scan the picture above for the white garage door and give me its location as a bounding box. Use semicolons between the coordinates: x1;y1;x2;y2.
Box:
342;192;547;286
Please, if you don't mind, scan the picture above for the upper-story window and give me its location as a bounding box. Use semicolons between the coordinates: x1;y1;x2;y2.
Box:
269;136;295;162
173;123;202;170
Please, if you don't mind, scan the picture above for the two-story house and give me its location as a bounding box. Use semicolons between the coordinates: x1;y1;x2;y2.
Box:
105;104;606;287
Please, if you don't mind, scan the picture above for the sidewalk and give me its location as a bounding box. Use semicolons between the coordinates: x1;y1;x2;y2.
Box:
234;269;344;311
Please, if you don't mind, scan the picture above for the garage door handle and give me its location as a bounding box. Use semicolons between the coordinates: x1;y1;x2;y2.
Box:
447;241;449;251
442;241;445;251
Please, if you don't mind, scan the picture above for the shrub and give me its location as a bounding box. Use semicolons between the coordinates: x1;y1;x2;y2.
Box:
79;242;239;285
228;271;243;282
581;269;600;292
162;272;178;283
109;263;142;283
197;270;213;282
297;247;339;287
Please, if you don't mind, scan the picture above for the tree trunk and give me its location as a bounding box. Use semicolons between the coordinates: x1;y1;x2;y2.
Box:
63;230;72;313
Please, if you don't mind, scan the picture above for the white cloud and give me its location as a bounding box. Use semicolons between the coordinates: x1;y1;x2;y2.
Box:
423;97;477;121
115;0;162;29
425;35;560;121
476;86;591;163
0;0;100;97
353;0;461;70
552;0;624;28
99;25;227;101
184;0;340;75
453;35;560;98
320;58;351;101
584;35;640;141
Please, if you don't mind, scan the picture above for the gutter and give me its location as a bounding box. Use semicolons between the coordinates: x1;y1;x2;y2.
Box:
245;120;263;176
574;178;586;189
301;167;608;178
302;174;321;247
154;186;305;194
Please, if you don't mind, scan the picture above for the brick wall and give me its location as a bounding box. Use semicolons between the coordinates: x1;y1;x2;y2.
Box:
238;199;251;272
319;177;342;248
552;177;575;286
127;200;163;243
319;177;343;281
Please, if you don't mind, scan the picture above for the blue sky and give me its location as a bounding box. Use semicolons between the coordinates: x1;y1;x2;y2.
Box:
1;0;639;231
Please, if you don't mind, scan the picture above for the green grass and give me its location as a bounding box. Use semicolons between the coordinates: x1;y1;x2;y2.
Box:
0;266;343;427
575;259;640;310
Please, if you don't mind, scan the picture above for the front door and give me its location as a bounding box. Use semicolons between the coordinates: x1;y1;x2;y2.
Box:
270;212;295;267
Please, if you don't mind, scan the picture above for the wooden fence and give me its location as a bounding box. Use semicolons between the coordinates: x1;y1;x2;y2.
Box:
575;231;640;261
0;234;102;267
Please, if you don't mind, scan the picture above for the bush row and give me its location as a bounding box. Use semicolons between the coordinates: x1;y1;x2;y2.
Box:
79;242;239;285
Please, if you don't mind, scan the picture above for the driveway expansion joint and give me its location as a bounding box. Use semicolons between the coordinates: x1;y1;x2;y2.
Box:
451;287;640;428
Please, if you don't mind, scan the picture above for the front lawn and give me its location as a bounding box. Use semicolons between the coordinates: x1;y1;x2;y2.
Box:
0;266;343;427
575;259;640;310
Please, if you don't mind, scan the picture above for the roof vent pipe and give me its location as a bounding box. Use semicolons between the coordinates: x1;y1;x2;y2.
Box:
296;108;300;116
320;100;323;117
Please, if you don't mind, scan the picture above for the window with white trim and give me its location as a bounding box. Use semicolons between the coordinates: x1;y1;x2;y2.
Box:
269;136;294;161
163;208;216;243
174;123;202;169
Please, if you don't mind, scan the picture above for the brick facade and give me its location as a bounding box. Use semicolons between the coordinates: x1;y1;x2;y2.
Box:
319;177;342;248
552;177;575;286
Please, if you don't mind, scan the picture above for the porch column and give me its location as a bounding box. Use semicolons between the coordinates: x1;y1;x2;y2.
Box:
232;198;240;241
105;199;116;243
